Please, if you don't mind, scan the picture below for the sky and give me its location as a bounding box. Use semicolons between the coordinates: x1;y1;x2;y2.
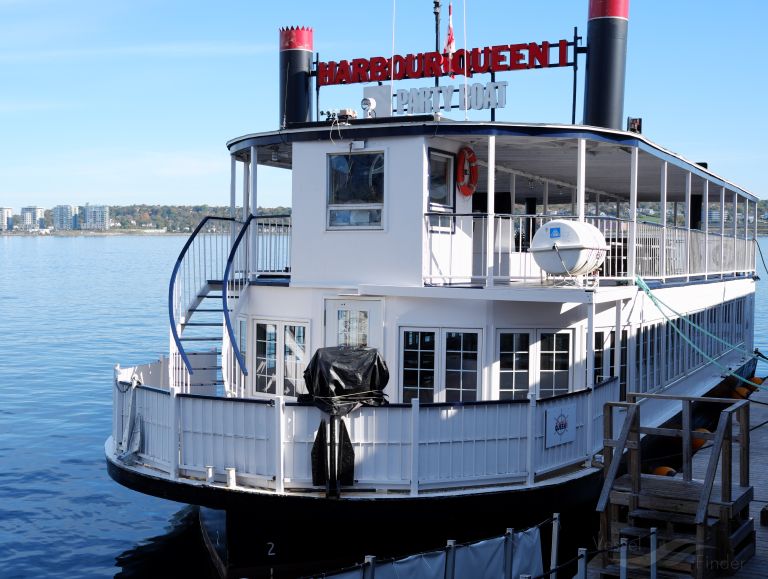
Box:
1;0;767;212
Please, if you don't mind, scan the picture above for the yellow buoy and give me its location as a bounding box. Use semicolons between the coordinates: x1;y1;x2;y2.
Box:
653;466;677;477
732;386;751;399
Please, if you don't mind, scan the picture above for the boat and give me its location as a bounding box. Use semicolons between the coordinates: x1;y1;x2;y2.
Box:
106;1;761;575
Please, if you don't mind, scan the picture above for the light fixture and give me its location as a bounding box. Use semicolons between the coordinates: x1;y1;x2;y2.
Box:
361;97;377;118
271;147;279;162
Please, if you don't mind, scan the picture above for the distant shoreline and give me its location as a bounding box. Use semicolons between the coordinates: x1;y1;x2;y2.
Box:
1;229;186;237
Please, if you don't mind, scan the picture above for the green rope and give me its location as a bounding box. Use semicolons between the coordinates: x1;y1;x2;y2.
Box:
635;276;759;390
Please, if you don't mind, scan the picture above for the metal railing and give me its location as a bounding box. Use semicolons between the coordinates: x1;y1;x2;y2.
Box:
112;373;618;494
168;216;241;376
424;213;756;286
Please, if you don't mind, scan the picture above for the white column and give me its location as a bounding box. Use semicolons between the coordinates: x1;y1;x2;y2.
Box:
485;136;496;288
510;174;516;214
577;139;586;221
720;186;725;276
703;180;709;276
230;156;237;218
274;396;285;493
628;148;638;280
660;162;667;279
250;146;259;276
685;172;691;280
242;161;250;222
543;181;549;216
613;301;622;387
585;298;595;464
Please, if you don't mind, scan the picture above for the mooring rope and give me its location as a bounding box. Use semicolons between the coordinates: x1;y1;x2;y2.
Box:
635;276;760;390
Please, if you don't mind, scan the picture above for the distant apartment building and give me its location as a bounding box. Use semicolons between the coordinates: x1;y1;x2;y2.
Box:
79;204;110;231
21;206;45;230
53;205;77;230
0;207;12;231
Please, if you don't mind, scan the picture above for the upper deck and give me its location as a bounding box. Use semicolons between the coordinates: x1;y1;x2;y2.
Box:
227;118;758;294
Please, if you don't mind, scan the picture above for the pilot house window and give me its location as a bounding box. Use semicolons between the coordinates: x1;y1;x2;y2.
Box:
327;152;384;229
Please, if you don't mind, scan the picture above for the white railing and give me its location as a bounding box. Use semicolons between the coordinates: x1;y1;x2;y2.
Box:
424;213;756;286
112;378;621;494
255;215;292;274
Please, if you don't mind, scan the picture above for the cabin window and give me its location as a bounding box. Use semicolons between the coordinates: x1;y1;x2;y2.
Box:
327;151;384;229
593;331;615;385
444;331;479;402
428;149;455;210
538;332;571;398
498;332;530;400
402;330;436;403
254;320;309;396
400;328;481;403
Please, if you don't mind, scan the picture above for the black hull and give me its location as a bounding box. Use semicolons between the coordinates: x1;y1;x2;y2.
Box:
107;458;601;577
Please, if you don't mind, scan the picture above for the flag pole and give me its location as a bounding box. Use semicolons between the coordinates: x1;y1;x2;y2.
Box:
433;1;441;88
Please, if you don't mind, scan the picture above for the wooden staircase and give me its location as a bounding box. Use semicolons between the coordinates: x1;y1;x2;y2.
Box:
590;395;755;578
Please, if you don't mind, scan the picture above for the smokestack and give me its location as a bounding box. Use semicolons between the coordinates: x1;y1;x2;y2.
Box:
279;27;314;127
583;0;629;129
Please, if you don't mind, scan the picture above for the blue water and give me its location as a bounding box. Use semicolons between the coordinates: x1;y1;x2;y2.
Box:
0;235;213;578
1;234;767;578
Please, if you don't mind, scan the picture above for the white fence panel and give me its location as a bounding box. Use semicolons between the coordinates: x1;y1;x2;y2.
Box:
179;396;274;479
135;387;172;468
418;403;528;485
283;404;323;485
591;379;620;453
344;406;412;486
533;391;588;475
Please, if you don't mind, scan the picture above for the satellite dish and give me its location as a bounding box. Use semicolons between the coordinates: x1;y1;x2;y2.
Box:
529;219;608;276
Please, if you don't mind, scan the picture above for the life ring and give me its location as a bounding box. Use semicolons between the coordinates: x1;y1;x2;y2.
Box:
456;146;478;197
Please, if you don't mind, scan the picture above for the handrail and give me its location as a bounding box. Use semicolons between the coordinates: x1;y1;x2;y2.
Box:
168;215;238;374
596;402;638;512
222;214;256;376
694;398;749;524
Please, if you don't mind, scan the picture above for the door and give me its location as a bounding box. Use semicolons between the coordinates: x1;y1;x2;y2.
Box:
324;299;383;351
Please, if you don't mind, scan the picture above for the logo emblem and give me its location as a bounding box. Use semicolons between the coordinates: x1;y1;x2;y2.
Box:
549;227;561;239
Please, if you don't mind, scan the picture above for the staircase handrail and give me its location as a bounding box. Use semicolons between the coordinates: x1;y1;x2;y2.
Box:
596;402;639;512
222;214;256;376
695;398;748;524
168;215;239;374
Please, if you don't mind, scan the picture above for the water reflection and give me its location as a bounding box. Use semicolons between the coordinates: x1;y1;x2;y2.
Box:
115;507;216;578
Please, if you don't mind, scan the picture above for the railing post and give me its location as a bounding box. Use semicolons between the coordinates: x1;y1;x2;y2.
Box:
445;539;456;579
362;555;376;579
577;548;587;579
650;527;657;579
619;538;628;579
660;161;667;280
703;180;709;276
275;396;285;493
504;529;514;579
549;513;560;578
410;398;420;496
685;171;691;281
526;394;536;485
169;387;179;480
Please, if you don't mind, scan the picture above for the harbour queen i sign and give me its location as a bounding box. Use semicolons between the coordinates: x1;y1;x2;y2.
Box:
315;37;572;115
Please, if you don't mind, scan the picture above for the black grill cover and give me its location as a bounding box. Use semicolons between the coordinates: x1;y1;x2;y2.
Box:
301;346;389;415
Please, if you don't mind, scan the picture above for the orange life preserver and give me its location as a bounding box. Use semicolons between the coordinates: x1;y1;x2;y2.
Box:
692;428;709;451
456;146;478;197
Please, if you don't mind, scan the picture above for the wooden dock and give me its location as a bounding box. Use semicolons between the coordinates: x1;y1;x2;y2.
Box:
691;387;768;578
589;387;764;578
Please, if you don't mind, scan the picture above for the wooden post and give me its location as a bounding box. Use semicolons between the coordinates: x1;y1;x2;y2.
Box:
650;527;657;579
722;413;732;503
363;555;376;579
739;403;750;487
682;399;692;481
577;548;587;579
504;529;514;579
619;538;628;579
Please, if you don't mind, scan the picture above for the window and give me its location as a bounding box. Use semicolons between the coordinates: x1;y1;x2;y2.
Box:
327;152;384;229
402;330;436;403
539;332;570;398
499;332;530;400
255;323;278;394
444;331;479;402
254;321;309;397
399;328;481;403
593;331;614;385
337;309;369;347
428;149;454;210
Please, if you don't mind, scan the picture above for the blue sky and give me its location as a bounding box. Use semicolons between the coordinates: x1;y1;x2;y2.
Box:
1;0;766;212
